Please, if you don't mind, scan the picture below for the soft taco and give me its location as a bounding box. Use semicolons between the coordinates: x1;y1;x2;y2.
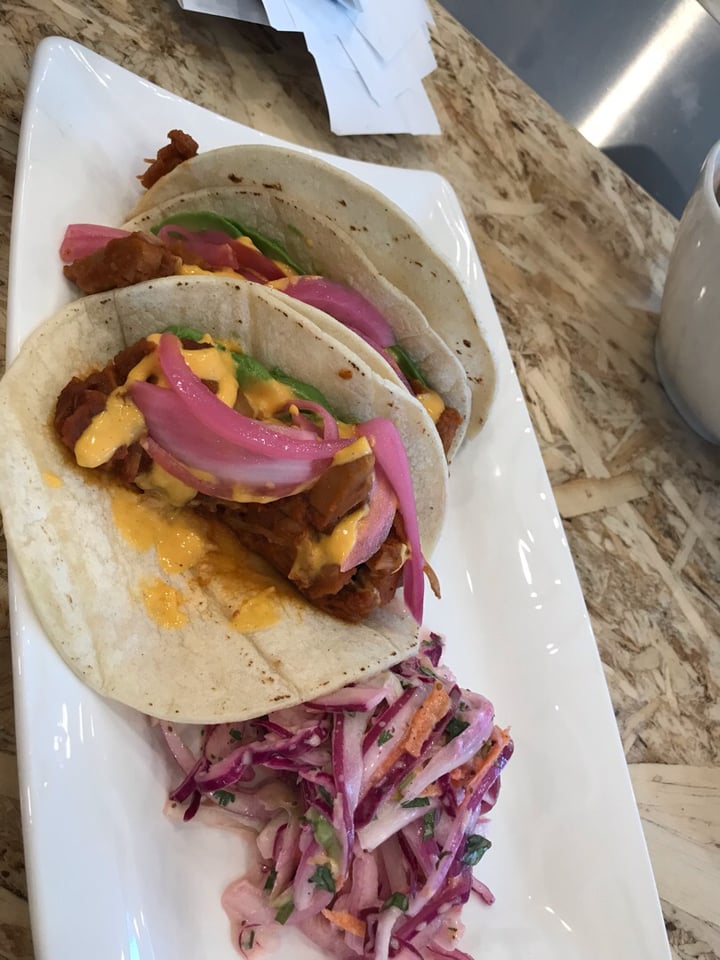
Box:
0;276;448;724
128;136;497;438
59;135;483;461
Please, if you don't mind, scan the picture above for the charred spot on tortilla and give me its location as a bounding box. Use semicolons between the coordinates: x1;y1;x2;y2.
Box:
463;339;472;348
338;369;353;380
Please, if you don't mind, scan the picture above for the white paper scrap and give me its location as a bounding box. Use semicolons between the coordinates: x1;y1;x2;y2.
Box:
340;26;436;105
178;0;269;25
350;0;434;62
260;0;297;30
176;0;441;136
313;57;441;135
283;0;356;42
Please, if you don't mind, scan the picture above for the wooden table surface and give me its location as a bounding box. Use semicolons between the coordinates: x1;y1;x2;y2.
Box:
0;3;718;959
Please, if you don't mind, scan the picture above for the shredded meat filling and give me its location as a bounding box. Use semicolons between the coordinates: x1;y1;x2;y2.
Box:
138;129;199;189
54;339;155;481
307;453;374;533
435;405;463;456
63;232;182;294
53;346;406;623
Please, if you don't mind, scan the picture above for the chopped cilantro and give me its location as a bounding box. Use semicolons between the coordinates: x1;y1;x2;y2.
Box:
309;864;336;893
445;716;470;742
229;728;243;741
306;808;341;862
460;835;492;866
275;900;294;925
264;867;277;892
422;811;435;840
381;892;409;912
401;796;430;809
213;789;235;806
418;664;440;680
378;729;393;746
239;927;256;951
398;772;415;793
317;785;333;806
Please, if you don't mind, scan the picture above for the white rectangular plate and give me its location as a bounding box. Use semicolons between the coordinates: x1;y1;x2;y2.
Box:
7;36;670;960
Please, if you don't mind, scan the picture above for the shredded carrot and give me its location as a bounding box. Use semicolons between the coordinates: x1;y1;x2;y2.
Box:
369;681;451;786
369;741;405;787
419;782;442;798
450;726;512;796
404;681;451;757
321;909;366;938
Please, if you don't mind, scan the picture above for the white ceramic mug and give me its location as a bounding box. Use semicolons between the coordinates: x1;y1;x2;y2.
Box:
657;139;720;443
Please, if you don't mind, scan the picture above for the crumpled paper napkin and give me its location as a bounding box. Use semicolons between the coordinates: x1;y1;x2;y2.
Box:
177;0;441;135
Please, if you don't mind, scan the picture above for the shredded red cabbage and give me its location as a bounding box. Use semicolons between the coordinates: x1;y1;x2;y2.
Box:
158;632;512;959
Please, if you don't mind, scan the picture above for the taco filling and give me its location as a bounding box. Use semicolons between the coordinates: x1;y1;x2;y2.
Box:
54;328;428;624
60;220;462;455
60;135;464;459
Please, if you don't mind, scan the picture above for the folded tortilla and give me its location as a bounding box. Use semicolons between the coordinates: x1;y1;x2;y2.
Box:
0;277;447;724
128;143;497;439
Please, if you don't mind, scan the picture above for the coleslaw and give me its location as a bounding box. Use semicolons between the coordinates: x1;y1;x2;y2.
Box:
158;632;512;959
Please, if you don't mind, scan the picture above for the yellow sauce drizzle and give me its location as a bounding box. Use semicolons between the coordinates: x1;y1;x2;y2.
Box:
74;336;238;468
416;389;445;424
74;393;146;469
290;502;369;583
140;578;188;628
42;471;63;488
230;588;281;632
110;487;206;575
178;264;242;278
135;462;197;508
332;436;371;467
109;486;285;631
243;378;295;419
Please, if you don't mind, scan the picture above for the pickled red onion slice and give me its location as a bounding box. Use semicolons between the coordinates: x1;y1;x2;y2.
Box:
142;437;315;501
353;331;412;392
358;419;424;624
130;382;327;497
60;224;130;262
157;333;349;461
283;399;340;441
273;277;395;347
156;224;285;281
